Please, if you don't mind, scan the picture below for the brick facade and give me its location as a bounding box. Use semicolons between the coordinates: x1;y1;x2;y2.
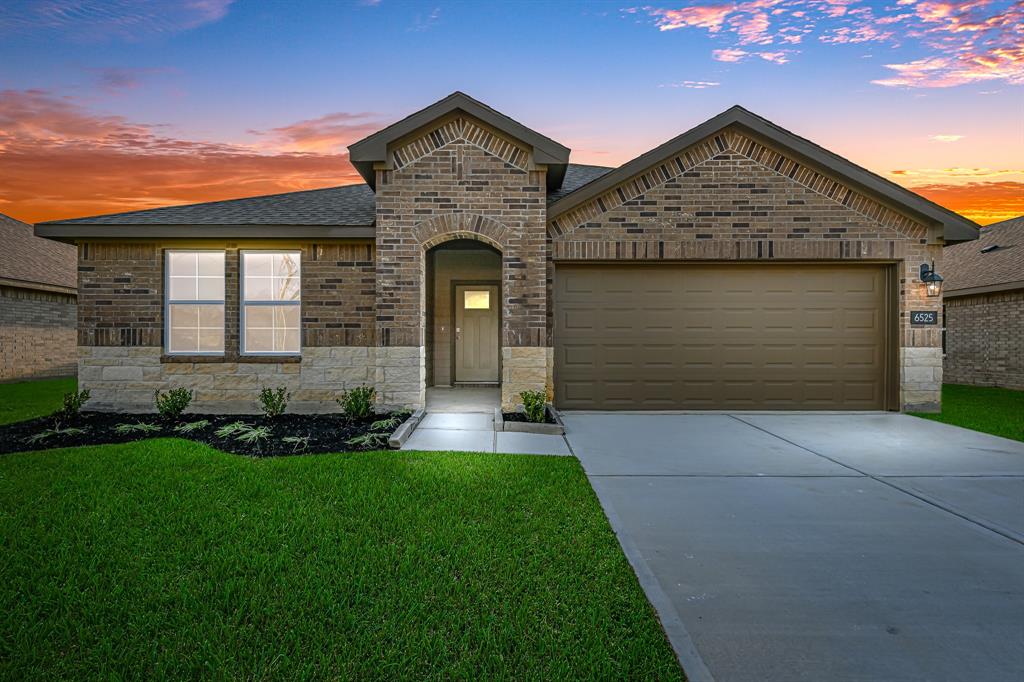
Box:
944;290;1024;390
0;285;77;382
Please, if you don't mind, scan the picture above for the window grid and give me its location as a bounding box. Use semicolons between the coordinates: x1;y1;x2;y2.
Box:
164;251;225;355
241;251;301;355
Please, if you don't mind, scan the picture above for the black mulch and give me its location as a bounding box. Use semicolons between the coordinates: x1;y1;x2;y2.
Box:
501;411;557;425
0;411;411;457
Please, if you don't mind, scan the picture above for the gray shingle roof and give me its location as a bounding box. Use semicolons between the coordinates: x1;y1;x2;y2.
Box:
0;213;77;290
944;216;1024;294
39;183;377;226
547;164;615;204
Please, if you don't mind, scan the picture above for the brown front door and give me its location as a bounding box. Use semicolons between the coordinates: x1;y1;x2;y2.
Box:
554;263;892;410
454;284;499;383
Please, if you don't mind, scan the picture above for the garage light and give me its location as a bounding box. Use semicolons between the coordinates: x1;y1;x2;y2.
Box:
920;262;943;297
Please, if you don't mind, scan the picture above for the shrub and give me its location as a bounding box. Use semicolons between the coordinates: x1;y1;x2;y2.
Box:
155;387;193;420
337;386;375;420
520;390;547;423
258;386;290;418
114;421;161;435
58;389;90;419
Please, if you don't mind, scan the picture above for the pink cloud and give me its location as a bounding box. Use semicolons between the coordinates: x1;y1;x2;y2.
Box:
713;47;749;62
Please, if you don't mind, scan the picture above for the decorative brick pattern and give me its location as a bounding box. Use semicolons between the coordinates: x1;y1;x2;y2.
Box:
944;290;1024;389
0;286;77;381
392;116;530;173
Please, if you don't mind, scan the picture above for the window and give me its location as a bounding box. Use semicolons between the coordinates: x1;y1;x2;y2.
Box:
464;290;490;309
241;251;301;354
165;251;225;354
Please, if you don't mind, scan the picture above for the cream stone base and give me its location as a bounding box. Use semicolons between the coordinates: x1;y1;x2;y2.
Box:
374;345;425;409
901;346;942;412
501;346;550;411
79;346;376;413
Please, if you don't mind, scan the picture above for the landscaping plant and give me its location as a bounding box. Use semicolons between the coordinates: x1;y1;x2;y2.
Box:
345;431;390;450
215;421;249;439
58;389;90;420
520;390;547;423
281;435;311;453
174;419;210;434
258;386;290;418
25;426;87;445
114;422;161;435
337;386;375;420
155;388;193;420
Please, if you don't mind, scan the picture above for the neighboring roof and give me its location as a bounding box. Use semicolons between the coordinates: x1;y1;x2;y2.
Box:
0;212;77;292
547;105;980;244
943;216;1024;296
348;91;571;191
547;164;614;205
35;184;377;241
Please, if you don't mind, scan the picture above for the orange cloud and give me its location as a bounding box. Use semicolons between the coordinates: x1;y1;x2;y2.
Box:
908;181;1024;225
0;90;367;223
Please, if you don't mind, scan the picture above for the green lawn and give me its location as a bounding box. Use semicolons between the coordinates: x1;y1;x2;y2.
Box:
0;440;683;680
912;383;1024;442
0;377;76;425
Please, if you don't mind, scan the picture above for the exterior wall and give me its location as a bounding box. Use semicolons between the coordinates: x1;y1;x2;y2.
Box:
374;115;548;410
76;240;375;412
549;127;943;411
944;290;1024;390
429;247;501;386
0;285;77;382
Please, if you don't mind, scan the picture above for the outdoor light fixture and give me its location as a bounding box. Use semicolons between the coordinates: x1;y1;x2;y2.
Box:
920;262;943;297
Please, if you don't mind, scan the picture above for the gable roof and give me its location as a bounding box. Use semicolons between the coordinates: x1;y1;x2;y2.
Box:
547;105;979;244
547;163;614;205
0;212;77;292
35;184;377;241
348;91;571;191
943;216;1024;296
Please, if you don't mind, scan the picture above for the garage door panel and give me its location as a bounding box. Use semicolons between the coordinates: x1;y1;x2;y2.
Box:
554;264;889;410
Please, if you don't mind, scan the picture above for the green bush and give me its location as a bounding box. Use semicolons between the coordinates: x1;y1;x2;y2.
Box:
520;390;547;423
337;386;375;420
258;386;290;418
58;389;90;420
155;388;193;420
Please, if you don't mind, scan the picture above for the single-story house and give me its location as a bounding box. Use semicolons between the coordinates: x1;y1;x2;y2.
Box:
942;215;1023;389
35;92;979;413
1;212;78;382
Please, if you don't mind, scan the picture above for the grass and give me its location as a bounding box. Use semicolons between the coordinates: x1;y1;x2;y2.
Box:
0;440;683;680
911;383;1024;442
0;377;76;425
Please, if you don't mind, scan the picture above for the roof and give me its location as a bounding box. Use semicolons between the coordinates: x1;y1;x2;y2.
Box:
348;91;571;191
943;216;1024;296
0;212;77;292
547;105;980;244
35;184;377;241
547;164;614;204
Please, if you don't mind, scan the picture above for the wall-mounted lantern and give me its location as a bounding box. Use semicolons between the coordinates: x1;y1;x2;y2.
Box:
920;262;943;297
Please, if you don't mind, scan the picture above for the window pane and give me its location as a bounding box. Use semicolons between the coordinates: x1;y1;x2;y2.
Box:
197;275;224;300
198;329;224;353
244;276;273;300
197;252;224;276
169;328;198;354
243;253;273;276
464;290;490;309
274;253;300;277
245;329;273;352
274;275;301;301
168;252;197;277
168;304;223;353
244;304;299;353
276;329;300;353
198;304;224;327
170;303;199;328
168;276;197;300
243;252;300;302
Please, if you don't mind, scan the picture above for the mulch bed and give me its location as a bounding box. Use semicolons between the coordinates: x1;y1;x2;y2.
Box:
501;411;557;425
0;411;411;457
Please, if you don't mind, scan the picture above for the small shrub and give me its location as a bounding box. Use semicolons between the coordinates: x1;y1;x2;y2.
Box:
155;387;193;420
234;424;271;451
337;386;375;420
369;416;401;432
215;421;249;438
520;390;547;423
281;435;310;453
25;426;87;445
58;389;91;419
174;419;210;434
114;421;161;435
346;431;390;450
258;386;290;418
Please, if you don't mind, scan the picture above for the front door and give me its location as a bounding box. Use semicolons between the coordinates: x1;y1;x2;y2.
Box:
454;283;499;383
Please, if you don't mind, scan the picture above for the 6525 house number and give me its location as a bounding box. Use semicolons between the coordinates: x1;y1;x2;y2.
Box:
911;310;938;325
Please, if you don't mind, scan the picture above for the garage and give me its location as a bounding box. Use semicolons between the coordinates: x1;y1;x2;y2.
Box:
554;263;896;410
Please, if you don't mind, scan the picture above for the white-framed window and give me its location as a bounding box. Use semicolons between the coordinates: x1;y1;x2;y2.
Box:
164;250;226;354
241;251;301;355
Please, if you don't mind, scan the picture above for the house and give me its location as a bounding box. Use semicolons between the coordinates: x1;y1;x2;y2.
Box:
1;213;77;382
35;92;979;413
942;216;1023;390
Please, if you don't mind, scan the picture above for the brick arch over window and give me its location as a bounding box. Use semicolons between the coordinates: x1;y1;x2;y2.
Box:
416;213;508;252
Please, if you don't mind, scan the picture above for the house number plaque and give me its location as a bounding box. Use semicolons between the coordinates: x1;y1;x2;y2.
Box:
910;310;938;325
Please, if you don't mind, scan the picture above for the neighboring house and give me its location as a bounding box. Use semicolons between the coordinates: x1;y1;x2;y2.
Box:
36;92;978;413
942;216;1024;389
1;212;78;382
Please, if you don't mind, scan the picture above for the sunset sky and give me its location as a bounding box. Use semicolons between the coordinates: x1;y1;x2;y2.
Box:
0;0;1021;225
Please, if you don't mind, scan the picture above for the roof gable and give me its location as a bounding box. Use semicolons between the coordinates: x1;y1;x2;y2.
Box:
348;92;570;190
548;105;979;244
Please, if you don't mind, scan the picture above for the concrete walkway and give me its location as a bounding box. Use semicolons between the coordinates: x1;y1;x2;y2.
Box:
564;412;1024;682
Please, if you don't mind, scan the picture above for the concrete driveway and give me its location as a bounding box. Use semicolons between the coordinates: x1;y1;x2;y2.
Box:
563;413;1024;682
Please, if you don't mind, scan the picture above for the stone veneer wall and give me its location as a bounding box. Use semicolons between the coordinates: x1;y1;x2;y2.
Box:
548;125;944;411
373;114;549;410
0;285;77;381
944;290;1024;390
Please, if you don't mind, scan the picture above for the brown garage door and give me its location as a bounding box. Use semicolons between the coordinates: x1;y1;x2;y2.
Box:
554;263;893;410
